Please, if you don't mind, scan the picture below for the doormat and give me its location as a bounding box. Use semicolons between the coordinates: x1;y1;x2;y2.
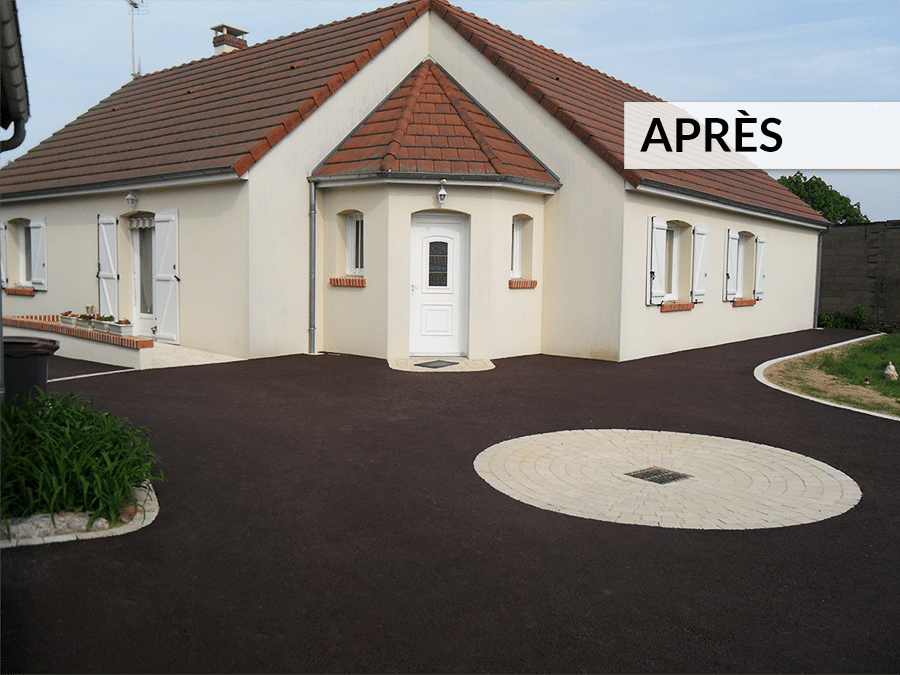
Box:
415;360;459;369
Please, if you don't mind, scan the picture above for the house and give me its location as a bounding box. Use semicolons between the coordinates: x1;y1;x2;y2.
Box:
0;0;828;367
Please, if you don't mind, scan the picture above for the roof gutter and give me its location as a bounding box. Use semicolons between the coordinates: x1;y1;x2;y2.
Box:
0;167;242;204
627;178;829;230
310;172;560;194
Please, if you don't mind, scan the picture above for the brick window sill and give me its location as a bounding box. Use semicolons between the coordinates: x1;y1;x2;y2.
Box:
4;286;36;296
732;298;757;307
330;276;366;288
509;279;537;289
660;301;694;312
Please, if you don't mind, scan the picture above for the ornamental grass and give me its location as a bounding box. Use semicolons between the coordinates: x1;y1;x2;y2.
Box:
1;391;163;530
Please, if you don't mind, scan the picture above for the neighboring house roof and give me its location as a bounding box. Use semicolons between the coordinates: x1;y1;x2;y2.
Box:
312;59;559;189
0;0;827;226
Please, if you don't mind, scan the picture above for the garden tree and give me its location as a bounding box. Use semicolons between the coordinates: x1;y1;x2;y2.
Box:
777;171;869;225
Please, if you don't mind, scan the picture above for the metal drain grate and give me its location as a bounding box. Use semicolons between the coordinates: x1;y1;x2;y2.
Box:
625;467;693;484
415;360;459;369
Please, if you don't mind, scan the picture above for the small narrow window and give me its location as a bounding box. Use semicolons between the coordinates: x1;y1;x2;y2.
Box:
345;213;364;276
428;241;448;287
511;219;523;278
23;227;33;281
647;216;690;305
724;229;764;302
138;227;154;314
4;218;48;290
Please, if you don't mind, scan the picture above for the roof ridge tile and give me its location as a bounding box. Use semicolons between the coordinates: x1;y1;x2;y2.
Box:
429;63;507;175
382;62;431;172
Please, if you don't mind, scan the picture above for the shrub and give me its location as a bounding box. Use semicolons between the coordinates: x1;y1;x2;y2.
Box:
1;391;163;529
817;304;873;331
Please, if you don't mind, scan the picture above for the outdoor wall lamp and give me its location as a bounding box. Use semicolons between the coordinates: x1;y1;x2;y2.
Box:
437;180;447;207
125;191;139;210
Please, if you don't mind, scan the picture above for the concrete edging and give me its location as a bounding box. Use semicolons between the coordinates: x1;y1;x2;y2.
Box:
753;333;899;422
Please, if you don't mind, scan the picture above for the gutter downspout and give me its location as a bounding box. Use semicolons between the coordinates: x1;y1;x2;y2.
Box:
1;117;27;152
308;179;317;354
814;224;829;327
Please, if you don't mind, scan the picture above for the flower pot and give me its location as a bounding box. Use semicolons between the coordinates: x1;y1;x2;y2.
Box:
108;323;134;335
76;319;92;330
60;315;76;327
94;321;110;333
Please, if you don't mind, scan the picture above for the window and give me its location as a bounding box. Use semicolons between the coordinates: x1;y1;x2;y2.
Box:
345;213;364;276
2;218;47;291
510;215;533;280
511;219;523;278
428;241;448;287
647;216;701;305
724;229;766;301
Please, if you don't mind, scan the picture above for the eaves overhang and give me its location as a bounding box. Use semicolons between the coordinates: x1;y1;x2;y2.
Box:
0;167;242;204
309;171;560;195
627;178;829;230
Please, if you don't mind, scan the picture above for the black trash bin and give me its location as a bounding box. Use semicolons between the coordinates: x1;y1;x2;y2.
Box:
3;337;60;404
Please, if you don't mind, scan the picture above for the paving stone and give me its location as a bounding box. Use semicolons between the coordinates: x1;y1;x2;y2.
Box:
473;429;862;530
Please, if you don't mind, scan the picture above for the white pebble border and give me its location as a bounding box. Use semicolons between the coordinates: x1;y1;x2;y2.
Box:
1;483;159;548
474;430;861;529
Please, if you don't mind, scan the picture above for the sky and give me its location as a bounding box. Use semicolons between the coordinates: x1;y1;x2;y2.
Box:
4;0;899;220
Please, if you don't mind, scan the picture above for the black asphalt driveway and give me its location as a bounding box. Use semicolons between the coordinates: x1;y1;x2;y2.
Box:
2;328;897;673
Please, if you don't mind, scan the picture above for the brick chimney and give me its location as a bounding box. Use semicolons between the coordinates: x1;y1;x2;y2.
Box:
211;23;248;55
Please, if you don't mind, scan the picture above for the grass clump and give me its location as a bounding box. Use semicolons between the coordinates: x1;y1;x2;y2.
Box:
817;303;874;331
814;333;900;402
1;391;163;530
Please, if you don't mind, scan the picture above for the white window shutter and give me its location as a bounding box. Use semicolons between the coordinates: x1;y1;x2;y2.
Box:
153;209;180;343
97;214;118;317
723;228;739;301
753;234;767;300
29;219;47;290
647;216;667;305
691;226;708;303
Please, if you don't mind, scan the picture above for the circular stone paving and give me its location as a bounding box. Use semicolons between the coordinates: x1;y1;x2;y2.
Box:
473;430;861;529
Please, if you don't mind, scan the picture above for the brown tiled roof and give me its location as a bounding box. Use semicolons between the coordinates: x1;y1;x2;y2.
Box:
312;60;558;187
0;0;433;198
0;0;827;226
429;1;828;225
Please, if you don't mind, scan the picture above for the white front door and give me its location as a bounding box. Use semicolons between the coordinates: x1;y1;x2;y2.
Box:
410;214;468;356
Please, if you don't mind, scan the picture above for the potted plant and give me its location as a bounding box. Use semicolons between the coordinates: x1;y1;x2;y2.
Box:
108;318;134;335
60;311;77;327
95;315;115;332
76;313;94;330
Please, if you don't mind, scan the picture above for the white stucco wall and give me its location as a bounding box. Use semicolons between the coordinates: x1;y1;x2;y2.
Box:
619;190;823;361
242;16;432;359
425;15;628;361
2;181;251;358
318;182;546;360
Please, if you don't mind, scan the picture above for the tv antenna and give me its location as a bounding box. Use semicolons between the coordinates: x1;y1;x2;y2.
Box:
125;0;148;78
